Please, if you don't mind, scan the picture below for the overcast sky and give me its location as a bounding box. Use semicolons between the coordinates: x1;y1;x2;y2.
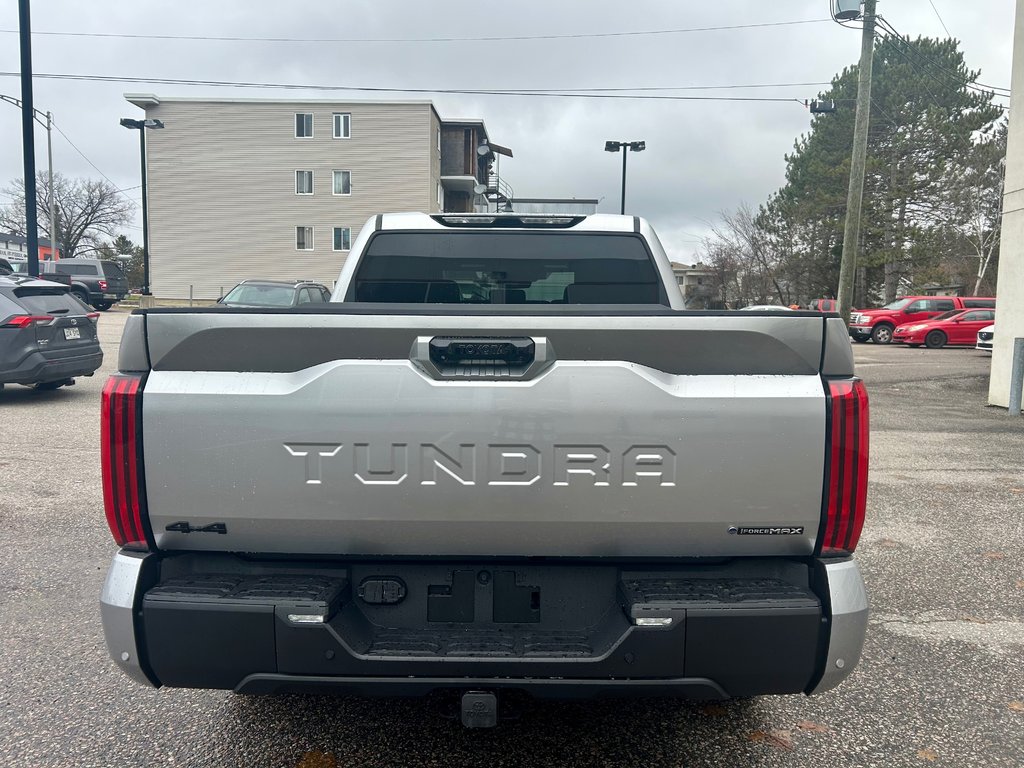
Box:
0;0;1016;262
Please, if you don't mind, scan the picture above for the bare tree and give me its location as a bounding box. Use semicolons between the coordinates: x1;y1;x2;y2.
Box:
703;205;793;307
946;124;1006;295
0;172;135;258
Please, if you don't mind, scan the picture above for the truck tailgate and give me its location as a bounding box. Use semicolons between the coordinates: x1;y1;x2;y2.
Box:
139;310;836;558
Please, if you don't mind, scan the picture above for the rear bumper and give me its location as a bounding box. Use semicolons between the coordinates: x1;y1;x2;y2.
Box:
101;553;868;699
0;344;103;385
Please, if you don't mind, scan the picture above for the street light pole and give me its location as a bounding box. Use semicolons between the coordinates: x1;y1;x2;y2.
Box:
18;0;39;277
620;148;627;215
120;118;164;296
605;140;646;215
139;127;150;295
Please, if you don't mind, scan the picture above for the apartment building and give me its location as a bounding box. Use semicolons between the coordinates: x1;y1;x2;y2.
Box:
124;95;503;299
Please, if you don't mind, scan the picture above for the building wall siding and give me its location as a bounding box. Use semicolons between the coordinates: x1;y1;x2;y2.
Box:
142;100;434;299
429;109;442;212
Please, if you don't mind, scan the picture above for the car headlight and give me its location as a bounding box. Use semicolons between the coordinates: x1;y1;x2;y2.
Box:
908;324;926;331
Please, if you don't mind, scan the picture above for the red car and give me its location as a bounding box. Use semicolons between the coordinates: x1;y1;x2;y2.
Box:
849;295;996;344
892;308;996;349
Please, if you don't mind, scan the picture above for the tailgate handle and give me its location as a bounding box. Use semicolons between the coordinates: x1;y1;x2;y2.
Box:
430;337;534;366
412;336;554;380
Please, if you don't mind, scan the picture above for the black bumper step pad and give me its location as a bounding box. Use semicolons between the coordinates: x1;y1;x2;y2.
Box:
620;577;818;610
146;574;346;610
367;628;592;658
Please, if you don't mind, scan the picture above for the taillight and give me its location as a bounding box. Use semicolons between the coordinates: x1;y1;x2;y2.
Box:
87;312;100;321
101;374;151;550
819;379;869;556
99;279;108;291
1;314;53;328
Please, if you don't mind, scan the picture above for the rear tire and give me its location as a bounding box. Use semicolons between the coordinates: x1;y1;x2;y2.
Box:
925;330;947;349
71;289;89;306
871;324;894;344
92;300;112;311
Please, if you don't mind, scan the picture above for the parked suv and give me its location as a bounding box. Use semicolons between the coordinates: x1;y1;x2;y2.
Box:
849;295;996;344
0;275;102;390
42;258;129;310
976;325;995;352
219;279;332;307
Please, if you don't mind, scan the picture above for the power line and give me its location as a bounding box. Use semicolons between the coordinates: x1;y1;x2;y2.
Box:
927;0;952;39
486;82;832;94
0;71;810;103
876;17;1009;95
0;18;830;45
48;120;139;200
874;22;1008;114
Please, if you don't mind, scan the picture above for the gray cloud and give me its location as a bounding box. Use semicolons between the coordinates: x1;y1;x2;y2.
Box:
0;0;1013;261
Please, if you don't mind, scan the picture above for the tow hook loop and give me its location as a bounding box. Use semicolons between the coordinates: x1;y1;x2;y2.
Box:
461;691;498;728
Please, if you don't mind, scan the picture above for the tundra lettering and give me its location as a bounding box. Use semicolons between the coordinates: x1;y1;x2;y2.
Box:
283;442;678;487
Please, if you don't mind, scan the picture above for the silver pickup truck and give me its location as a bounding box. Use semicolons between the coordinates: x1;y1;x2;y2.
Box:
100;213;868;727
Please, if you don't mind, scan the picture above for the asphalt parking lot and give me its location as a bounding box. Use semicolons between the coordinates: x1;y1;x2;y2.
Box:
1;309;1022;768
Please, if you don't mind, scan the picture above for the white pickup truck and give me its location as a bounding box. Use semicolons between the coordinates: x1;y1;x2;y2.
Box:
100;213;868;727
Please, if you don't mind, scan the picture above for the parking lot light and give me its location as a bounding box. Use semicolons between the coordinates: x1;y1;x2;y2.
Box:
119;117;164;296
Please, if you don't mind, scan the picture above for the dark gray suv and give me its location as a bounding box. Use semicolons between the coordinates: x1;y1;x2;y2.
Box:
42;258;130;310
0;275;103;390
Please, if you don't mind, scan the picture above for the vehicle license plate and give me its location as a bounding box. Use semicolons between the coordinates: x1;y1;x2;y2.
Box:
64;327;81;340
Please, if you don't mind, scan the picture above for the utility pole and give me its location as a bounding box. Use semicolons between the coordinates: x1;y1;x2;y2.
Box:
18;0;39;277
46;111;56;259
837;0;877;324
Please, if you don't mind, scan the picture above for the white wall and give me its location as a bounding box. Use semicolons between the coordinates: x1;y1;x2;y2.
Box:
990;0;1024;408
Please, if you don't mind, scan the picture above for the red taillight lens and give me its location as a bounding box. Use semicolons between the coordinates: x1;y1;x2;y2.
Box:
101;374;151;549
86;312;100;321
99;279;108;291
1;314;53;328
819;379;869;556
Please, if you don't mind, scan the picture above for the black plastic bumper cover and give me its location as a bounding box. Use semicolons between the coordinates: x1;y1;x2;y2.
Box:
140;569;824;699
1;346;103;385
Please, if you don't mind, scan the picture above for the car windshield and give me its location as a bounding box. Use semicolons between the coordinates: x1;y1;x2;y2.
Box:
222;284;296;307
882;299;912;310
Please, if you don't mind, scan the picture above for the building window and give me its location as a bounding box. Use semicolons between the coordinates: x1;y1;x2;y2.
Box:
333;113;351;139
437;127;441;152
333;170;352;195
296;226;314;251
333;227;352;251
295;170;314;195
295;113;313;138
437;182;443;209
